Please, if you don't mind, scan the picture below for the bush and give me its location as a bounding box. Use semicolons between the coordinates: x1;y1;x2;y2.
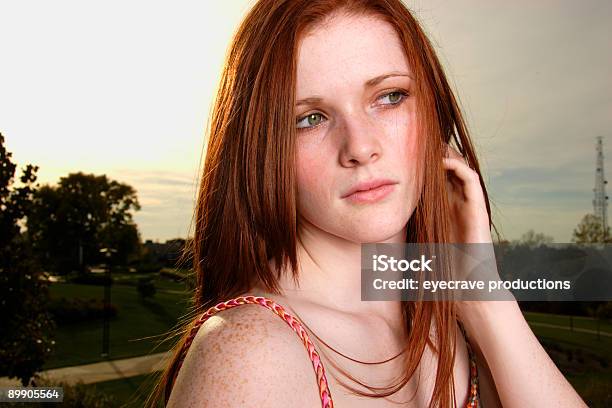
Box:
48;297;118;325
137;277;156;299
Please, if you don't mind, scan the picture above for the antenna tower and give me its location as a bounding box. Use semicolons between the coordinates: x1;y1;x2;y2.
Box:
593;136;609;241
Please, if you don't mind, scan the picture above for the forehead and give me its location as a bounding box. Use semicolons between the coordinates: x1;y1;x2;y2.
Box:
296;13;411;96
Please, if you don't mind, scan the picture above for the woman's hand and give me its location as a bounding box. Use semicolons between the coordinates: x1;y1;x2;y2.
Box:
441;146;589;407
442;143;507;305
443;144;492;244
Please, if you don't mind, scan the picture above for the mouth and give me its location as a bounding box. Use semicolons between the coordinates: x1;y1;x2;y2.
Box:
341;179;398;204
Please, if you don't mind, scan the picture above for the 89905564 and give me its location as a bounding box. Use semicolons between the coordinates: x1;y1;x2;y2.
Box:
0;387;64;403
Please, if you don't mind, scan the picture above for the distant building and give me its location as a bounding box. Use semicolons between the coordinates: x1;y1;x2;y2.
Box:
143;238;186;266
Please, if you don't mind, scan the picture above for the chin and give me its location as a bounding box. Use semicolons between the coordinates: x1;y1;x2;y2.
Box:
338;218;407;244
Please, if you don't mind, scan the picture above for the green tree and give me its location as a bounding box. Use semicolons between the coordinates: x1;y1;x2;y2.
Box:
0;132;55;385
28;172;142;274
571;213;612;244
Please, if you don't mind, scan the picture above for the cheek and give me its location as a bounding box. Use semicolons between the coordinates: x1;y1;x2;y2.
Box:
384;111;420;201
405;123;419;170
384;110;418;163
296;144;331;205
404;118;423;196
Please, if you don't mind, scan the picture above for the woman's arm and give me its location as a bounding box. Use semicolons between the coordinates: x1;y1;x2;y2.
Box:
443;145;587;407
460;300;587;408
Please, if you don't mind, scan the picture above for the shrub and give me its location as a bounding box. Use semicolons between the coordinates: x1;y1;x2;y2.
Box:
137;278;156;299
48;297;118;325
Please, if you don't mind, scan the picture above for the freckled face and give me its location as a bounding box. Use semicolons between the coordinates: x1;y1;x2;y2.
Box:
294;13;420;243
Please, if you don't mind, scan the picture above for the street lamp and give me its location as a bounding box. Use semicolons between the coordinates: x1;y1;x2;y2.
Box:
99;247;117;358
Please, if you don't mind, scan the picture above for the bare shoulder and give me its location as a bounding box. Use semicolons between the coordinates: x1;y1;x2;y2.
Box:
167;303;322;408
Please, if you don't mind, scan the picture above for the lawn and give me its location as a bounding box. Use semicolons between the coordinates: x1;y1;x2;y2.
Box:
524;311;612;334
523;312;612;407
564;371;612;408
44;275;193;369
523;312;612;361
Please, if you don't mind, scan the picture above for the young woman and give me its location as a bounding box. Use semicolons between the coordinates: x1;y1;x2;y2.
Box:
148;1;588;407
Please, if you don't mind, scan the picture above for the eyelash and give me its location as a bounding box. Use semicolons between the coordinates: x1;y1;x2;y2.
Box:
296;89;410;132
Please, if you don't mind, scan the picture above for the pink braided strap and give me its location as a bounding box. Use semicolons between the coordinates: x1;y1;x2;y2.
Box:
458;320;480;407
174;296;334;408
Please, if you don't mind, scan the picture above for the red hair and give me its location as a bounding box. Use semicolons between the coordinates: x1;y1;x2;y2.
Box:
146;1;498;407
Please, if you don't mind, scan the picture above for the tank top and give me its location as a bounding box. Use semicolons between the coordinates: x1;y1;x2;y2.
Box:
173;296;481;407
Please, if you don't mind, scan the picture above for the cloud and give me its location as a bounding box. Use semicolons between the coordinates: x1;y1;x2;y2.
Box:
3;1;610;242
410;0;612;241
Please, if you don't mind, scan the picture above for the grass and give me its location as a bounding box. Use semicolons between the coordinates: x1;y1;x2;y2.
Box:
565;371;612;408
523;311;612;362
523;312;612;407
524;311;612;334
44;274;193;369
530;325;612;359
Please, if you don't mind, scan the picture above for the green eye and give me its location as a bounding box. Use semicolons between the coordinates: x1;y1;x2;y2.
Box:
297;113;325;129
388;92;402;103
381;91;405;105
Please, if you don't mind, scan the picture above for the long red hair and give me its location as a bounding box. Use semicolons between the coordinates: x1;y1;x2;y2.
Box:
146;1;498;407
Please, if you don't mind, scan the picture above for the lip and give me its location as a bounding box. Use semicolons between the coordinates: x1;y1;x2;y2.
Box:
341;178;398;203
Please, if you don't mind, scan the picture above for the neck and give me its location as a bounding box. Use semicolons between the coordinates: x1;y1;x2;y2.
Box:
275;218;407;320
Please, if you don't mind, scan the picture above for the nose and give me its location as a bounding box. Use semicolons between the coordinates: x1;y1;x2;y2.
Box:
338;110;382;167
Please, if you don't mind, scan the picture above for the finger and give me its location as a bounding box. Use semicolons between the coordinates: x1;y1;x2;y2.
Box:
445;144;469;165
442;157;476;183
445;143;461;158
442;157;482;200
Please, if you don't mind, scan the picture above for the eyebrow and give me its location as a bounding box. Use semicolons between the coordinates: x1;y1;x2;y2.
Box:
295;72;413;107
365;72;413;87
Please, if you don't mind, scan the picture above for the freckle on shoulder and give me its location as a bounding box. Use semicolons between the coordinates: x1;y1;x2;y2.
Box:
168;304;322;408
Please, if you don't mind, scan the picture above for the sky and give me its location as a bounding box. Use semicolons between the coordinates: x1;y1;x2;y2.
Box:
1;0;610;243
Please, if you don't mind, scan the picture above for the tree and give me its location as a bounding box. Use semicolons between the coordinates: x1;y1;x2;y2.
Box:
0;132;55;385
511;229;554;247
28;172;142;273
571;213;612;244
